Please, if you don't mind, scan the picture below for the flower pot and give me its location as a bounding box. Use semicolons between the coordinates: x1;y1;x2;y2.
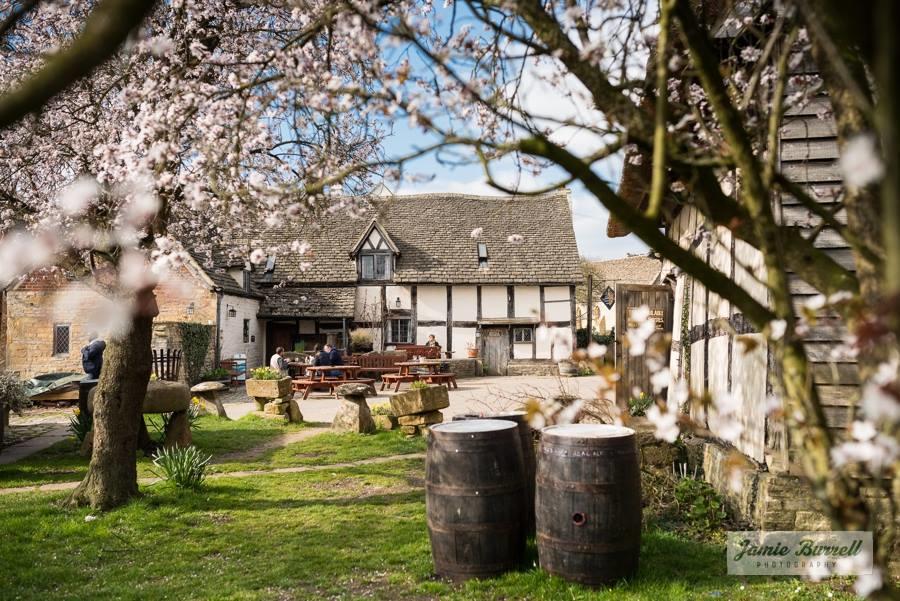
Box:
466;348;478;358
246;377;292;400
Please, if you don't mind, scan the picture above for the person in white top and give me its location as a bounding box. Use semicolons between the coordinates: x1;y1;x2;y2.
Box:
269;347;287;375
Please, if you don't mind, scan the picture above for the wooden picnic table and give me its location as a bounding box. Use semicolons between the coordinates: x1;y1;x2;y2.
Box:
304;365;362;381
292;365;373;400
394;360;443;375
382;360;458;392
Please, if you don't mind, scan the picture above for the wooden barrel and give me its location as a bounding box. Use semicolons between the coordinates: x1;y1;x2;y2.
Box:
452;411;536;535
426;419;527;580
536;424;641;586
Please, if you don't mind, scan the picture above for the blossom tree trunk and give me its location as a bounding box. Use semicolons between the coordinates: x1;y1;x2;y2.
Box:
68;289;158;509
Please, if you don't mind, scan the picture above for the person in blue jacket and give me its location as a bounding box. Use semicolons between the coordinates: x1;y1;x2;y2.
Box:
81;333;106;379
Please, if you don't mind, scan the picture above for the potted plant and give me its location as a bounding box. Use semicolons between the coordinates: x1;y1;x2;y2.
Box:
0;372;30;445
350;328;374;353
370;403;398;430
466;342;479;358
245;367;292;410
200;367;231;385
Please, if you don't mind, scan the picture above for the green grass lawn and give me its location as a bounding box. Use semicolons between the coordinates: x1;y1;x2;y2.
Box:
0;431;858;601
0;414;311;489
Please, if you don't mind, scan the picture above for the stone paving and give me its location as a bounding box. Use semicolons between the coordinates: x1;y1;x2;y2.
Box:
0;375;612;466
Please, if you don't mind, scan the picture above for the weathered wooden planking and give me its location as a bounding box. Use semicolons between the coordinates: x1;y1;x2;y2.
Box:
781;160;842;183
801;322;849;342
816;385;859;407
783;248;855;273
615;284;673;403
811;362;859;385
784;97;832;117
779;205;848;227
823;406;852;428
780;138;839;161
804;342;857;363
779;184;843;206
780;117;837;139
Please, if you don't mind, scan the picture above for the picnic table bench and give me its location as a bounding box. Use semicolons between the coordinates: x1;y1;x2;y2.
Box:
380;361;458;392
352;352;409;378
292;365;376;399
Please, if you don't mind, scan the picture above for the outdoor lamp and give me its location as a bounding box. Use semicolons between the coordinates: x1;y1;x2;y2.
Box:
395;297;401;308
227;305;237;318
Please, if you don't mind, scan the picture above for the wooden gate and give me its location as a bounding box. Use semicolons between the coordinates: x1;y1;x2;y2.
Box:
614;284;673;406
481;327;510;376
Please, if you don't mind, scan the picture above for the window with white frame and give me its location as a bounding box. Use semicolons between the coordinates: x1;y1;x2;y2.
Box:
513;327;533;343
360;253;391;281
52;324;70;356
389;318;411;343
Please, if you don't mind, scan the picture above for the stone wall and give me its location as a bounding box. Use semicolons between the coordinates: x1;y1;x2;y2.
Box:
151;322;216;383
507;359;558;377
699;438;900;574
445;358;482;378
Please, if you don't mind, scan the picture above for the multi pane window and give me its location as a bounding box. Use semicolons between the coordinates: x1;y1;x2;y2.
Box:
53;324;70;356
513;327;533;343
360;253;391;280
243;319;250;343
389;319;411;344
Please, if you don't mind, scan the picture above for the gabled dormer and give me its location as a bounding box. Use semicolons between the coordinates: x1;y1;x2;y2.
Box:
350;220;399;282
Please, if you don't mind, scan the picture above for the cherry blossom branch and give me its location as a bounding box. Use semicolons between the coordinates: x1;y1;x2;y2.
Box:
0;0;157;129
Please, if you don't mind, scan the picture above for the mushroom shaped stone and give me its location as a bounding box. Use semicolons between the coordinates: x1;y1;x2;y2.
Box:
190;381;229;418
336;383;377;398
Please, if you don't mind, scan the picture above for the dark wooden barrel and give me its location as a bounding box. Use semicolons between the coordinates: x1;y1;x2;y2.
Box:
426;419;527;580
536;424;641;586
452;411;536;535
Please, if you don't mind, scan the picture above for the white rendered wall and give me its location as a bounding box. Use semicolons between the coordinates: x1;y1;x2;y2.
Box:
219;294;263;369
355;286;382;321
544;286;571;322
550;326;573;361
416;325;446;347
452;286;477;321
514;286;540;319
513;342;532;359
451;327;477;357
417;286;447;321
481;286;508;319
386;285;412;311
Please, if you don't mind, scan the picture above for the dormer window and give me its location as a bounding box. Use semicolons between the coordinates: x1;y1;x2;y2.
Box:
351;219;399;282
477;242;488;268
360;253;391;280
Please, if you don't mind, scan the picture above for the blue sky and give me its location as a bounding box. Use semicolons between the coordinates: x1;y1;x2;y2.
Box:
381;115;648;261
372;7;648;261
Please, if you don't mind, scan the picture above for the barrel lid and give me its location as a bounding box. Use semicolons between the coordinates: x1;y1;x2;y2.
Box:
432;419;517;433
543;424;635;439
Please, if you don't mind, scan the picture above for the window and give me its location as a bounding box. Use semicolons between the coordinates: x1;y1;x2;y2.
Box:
477;242;488;268
513;327;533;343
360;253;391;280
243;319;250;343
389;319;411;343
52;324;70;356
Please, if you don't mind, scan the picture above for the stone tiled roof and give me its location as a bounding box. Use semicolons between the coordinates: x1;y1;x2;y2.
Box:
186;247;264;300
589;255;661;285
258;286;355;318
259;190;583;286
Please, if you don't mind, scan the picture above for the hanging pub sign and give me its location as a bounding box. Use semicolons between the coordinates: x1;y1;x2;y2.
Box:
600;286;615;309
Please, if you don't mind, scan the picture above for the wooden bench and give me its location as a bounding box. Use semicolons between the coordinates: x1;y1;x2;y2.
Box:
355;352;409;378
394;344;441;359
423;373;458;389
380;373;418;392
293;378;376;400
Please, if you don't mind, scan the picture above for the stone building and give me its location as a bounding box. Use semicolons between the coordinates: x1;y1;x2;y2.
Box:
0;254;264;380
253;190;583;376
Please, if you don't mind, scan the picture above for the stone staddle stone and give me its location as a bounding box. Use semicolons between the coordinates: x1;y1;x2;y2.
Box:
332;385;376;433
87;380;190;414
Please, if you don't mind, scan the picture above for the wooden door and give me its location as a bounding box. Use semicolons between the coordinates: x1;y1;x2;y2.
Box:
481;327;510;376
614;284;673;406
266;322;296;362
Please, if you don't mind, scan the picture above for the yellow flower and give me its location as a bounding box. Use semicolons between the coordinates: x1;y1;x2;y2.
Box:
73;408;81;416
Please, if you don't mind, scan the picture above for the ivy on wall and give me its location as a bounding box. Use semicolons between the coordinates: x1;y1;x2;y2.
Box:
680;276;692;391
177;322;213;385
